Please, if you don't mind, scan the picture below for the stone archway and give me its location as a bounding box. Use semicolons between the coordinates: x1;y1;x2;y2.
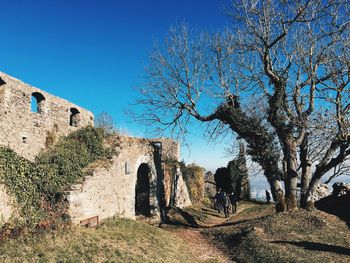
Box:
135;163;151;216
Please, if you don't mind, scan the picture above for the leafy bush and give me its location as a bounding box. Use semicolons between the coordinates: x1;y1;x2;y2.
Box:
0;127;114;226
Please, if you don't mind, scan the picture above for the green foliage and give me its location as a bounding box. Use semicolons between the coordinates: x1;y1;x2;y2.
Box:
0;127;114;226
35;127;113;202
180;162;205;204
0;148;44;224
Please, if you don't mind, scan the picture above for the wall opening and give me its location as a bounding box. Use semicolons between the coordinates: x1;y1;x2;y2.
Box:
135;163;151;216
31;92;46;113
0;77;5;86
69;108;80;127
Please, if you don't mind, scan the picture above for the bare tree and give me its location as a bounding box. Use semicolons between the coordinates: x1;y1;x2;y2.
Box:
135;0;350;211
95;111;117;134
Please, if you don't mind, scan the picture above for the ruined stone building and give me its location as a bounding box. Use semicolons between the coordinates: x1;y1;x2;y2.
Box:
0;72;94;160
0;72;191;224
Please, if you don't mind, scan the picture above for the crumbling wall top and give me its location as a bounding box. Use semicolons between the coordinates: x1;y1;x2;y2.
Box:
0;72;94;160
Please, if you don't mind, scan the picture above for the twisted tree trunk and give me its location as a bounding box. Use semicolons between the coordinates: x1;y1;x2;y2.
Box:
300;134;311;209
215;101;285;209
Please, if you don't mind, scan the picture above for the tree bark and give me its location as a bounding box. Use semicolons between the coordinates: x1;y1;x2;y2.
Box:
284;144;299;210
299;133;311;208
300;161;311;208
264;71;299;211
305;176;322;210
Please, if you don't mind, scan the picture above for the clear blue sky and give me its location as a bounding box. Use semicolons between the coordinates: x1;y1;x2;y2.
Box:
0;0;234;171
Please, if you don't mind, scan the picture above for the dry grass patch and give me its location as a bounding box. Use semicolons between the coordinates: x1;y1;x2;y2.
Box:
0;218;203;263
205;205;350;263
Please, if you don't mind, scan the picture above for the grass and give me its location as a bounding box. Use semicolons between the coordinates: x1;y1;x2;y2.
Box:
203;203;350;263
1;200;348;263
0;218;203;263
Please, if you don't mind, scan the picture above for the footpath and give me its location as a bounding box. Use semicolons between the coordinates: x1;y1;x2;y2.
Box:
163;202;264;263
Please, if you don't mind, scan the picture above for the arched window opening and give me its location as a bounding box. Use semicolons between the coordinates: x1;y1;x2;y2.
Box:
135;163;151;216
0;77;6;86
70;107;81;127
31;92;46;113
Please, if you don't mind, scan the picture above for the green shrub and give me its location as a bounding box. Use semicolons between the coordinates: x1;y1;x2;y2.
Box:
0;127;114;226
35;127;113;201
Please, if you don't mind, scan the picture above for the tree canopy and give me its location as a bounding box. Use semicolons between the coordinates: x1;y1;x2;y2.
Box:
135;0;350;210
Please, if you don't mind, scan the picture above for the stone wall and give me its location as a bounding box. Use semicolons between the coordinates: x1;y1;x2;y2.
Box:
204;171;216;199
0;72;94;160
182;165;205;204
67;136;191;224
163;163;192;208
0;72;191;225
0;184;17;224
172;166;192;208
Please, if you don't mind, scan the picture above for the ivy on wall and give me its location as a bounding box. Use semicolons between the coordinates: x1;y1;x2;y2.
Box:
0;148;43;225
0;127;114;226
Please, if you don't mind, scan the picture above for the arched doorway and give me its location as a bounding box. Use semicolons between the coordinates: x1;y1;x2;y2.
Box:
135;163;151;216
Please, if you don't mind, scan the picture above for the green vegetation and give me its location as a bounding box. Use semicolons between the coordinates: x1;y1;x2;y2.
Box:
0;148;44;225
1;126;348;263
0;218;202;263
0;127;113;226
180;163;205;204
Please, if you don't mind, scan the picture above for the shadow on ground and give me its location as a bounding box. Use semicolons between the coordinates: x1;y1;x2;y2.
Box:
272;240;350;256
201;208;225;218
167;207;201;228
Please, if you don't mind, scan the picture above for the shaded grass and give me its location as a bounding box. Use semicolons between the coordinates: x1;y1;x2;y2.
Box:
0;218;203;263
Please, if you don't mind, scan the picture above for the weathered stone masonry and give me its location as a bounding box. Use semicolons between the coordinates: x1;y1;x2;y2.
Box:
0;72;94;160
67;136;191;223
0;72;191;224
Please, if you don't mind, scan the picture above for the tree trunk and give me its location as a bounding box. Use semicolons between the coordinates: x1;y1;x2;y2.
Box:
305;163;331;210
305;176;322;210
264;166;283;200
300;161;311;208
299;133;311;208
265;79;299;211
284;143;298;211
305;142;348;209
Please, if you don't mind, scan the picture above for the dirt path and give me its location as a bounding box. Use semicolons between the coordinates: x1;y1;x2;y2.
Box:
165;202;261;262
173;227;233;262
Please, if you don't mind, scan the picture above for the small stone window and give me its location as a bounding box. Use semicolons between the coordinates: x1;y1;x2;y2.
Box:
0;77;5;86
31;92;46;113
22;136;28;143
70;107;81;127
